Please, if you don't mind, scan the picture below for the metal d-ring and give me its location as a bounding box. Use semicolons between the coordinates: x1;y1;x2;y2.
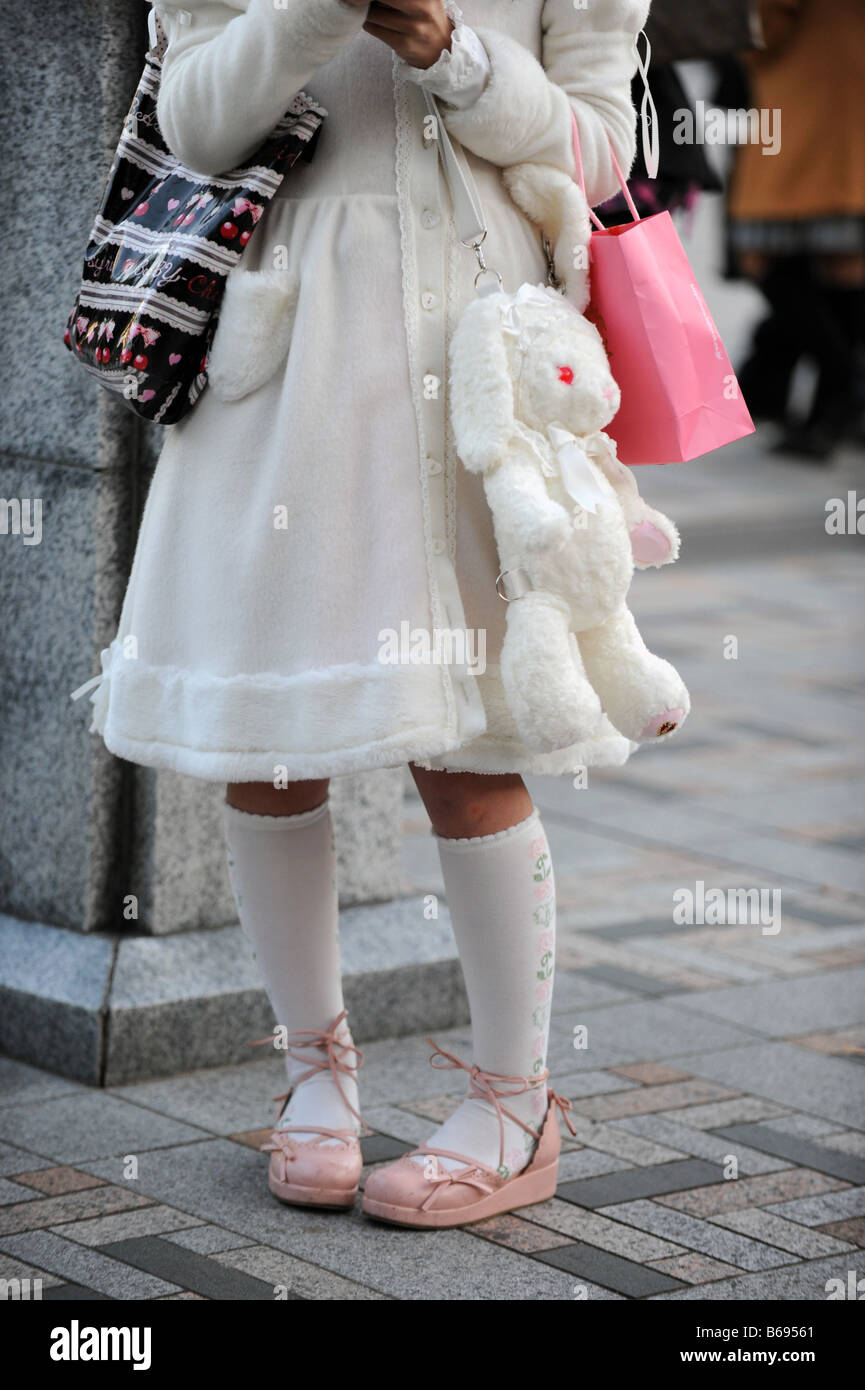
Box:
495;568;534;601
475;267;503;291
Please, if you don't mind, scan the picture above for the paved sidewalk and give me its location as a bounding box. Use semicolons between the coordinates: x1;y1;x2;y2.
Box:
1;421;864;1299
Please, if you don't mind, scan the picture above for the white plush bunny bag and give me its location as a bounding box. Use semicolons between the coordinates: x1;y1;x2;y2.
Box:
425;93;689;753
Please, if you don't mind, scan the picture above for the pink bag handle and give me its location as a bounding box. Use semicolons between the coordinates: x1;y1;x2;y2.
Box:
570;106;641;229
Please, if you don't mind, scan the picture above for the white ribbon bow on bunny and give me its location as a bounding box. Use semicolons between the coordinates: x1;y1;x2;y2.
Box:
499;282;562;347
511;418;613;515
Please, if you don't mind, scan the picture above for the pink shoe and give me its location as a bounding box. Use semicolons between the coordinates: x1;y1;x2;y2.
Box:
361;1041;577;1229
250;1009;365;1210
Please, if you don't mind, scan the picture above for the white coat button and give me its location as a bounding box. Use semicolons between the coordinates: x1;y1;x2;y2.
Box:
421;209;440;229
431;538;446;555
421;291;438;311
426;456;442;475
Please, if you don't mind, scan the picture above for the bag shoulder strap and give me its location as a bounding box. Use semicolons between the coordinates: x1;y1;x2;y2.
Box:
422;90;486;246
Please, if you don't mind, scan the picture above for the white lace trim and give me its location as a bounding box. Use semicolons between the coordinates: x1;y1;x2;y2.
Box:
399;22;490;111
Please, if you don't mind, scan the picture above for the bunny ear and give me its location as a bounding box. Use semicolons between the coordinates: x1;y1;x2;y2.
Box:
502;162;591;312
448;292;515;473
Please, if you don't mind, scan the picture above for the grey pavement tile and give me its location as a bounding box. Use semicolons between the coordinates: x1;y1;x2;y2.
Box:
576;918;700;941
570;1079;738;1123
0;1092;212;1163
558;1159;723;1210
820;1131;865;1157
161;1225;256;1255
0;1185;152;1237
0;1254;63;1288
709;1209;855;1258
548;971;637;1012
784;900;865;929
77;1138;617;1300
598;1200;796;1272
533;1241;686;1297
361;1105;434;1147
0;1144;54;1180
667;1097;790;1129
567;1119;687;1168
651;1253;862;1301
558;1000;751;1061
613;1115;789;1175
647;1252;742;1284
628;939;774;985
700;831;865;896
100;1236;283;1301
556;1151;632;1182
670;967;865;1037
572;966;678;997
212;1245;390;1299
109;1060;287;1137
673;1043;865;1131
42;1285;112;1301
0;1230;179;1299
0;1179;41;1205
50;1204;204;1248
522;1198;687;1263
355;1033;473;1107
0;1059;84;1107
761;1114;845;1139
761;1187;865;1227
712;1123;865;1185
547;1071;638;1100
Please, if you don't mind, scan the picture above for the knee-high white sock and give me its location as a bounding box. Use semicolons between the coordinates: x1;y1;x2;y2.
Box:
415;806;556;1177
223;800;361;1143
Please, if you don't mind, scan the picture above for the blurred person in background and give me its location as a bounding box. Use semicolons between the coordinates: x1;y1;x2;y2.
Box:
600;0;760;226
727;0;865;461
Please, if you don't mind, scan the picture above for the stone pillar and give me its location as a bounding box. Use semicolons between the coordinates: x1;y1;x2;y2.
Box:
0;1;461;1084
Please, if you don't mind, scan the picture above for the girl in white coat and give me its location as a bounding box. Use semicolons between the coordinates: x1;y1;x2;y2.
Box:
83;0;649;1225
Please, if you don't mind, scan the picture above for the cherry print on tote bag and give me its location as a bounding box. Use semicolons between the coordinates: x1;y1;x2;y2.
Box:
63;12;326;425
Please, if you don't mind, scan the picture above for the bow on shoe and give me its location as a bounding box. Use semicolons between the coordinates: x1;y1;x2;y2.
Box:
414;1152;499;1212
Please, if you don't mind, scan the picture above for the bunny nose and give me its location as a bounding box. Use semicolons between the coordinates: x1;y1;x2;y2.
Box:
602;385;616;400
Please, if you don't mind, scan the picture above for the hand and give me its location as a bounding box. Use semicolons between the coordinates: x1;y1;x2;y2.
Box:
342;0;454;69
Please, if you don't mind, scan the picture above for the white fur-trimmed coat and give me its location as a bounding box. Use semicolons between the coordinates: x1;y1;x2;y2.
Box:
81;0;650;782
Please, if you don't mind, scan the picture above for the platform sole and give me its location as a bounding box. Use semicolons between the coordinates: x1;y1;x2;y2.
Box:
361;1157;559;1229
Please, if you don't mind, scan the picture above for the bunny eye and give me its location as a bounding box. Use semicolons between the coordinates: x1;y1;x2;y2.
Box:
557;365;574;384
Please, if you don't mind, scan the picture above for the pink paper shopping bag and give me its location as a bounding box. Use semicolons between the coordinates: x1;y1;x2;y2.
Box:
572;110;755;465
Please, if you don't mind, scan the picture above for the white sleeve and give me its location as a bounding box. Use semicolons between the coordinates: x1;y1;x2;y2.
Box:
152;1;367;176
400;24;491;113
438;0;650;207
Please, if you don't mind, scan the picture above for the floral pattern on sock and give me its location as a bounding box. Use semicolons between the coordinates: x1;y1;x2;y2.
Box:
495;827;557;1180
